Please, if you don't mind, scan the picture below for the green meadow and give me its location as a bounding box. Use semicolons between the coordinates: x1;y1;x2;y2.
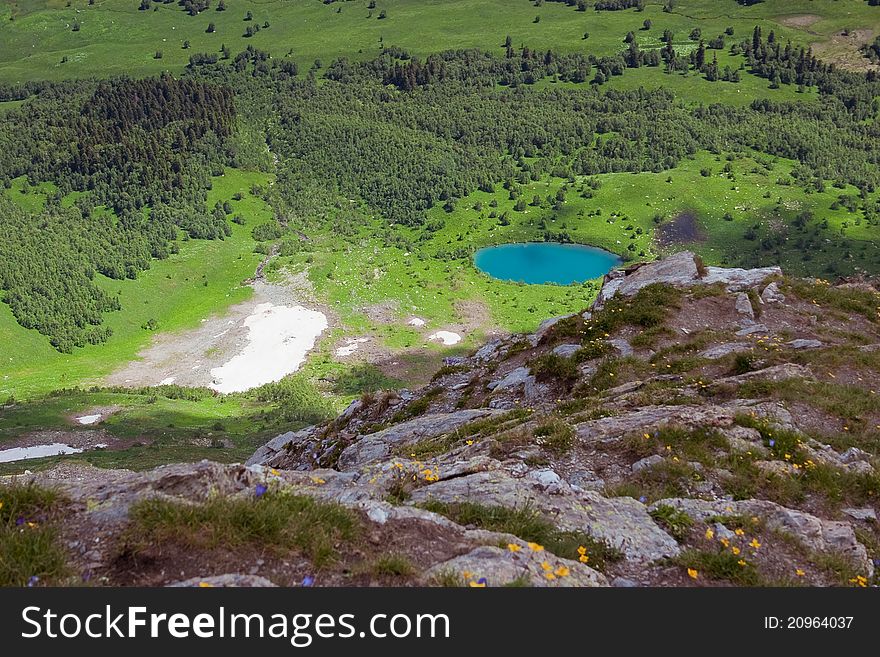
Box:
0;0;876;85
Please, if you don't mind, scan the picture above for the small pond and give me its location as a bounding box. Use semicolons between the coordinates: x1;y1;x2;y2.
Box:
474;243;621;285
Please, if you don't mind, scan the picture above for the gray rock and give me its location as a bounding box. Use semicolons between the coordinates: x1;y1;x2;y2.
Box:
702;265;782;291
488;366;534;392
424;545;607;588
408;471;679;562
526;468;562;488
842;508;877;523
553;343;581;358
608;338;634;357
610;577;639;588
246;427;316;467
761;281;785;304
566;469;605;491
700;343;752;360
596;251;699;305
787;339;823;350
736;324;769;337
735;292;754;318
474;338;504;363
168;574;278;588
714;364;813;386
721;426;768;456
576;404;739;444
337;409;505;470
631;454;664;473
712;522;736;542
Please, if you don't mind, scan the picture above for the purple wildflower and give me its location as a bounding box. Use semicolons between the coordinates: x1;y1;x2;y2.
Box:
638;496;648;504
301;576;315;587
255;484;268;498
27;576;39;588
768;439;776;448
15;516;25;527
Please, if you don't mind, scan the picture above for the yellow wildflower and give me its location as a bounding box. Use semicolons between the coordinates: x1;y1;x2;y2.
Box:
198;582;214;588
687;568;698;580
507;543;522;552
738;559;747;567
720;538;730;548
579;555;589;564
795;569;805;577
577;545;587;556
527;542;544;552
462;570;473;580
544;573;556;581
541;561;553;572
555;566;570;577
749;538;761;549
734;528;744;536
731;546;741;556
705;528;714;540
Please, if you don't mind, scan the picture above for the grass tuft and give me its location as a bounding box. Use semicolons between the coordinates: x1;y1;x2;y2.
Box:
123;491;361;569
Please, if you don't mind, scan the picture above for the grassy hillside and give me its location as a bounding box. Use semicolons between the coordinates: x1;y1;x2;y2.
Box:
0;0;877;85
0;168;268;398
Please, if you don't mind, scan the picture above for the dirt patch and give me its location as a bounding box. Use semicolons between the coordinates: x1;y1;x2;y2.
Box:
813;28;879;73
360;300;400;324
656;211;706;248
777;14;822;29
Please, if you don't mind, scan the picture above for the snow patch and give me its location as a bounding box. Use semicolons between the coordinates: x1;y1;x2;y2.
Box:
429;331;462;346
0;443;84;463
209;303;327;394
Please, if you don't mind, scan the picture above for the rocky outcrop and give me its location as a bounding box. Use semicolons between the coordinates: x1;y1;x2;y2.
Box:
652;498;874;577
594;251;780;308
13;253;878;588
337;409;505;469
407;471;680;562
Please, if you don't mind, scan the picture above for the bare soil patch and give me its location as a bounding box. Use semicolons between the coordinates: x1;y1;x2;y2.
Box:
656;211;706;248
777;14;822;29
814;29;879;72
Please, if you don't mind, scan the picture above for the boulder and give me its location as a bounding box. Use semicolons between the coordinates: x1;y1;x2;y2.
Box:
246;426;316;467
787;339;823;350
424;545;607;588
702;265;782;291
761;282;785;303
408;470;679;562
631;454;664;473
488;367;534;392
337;409;505;470
734;292;754;318
553;343;581;358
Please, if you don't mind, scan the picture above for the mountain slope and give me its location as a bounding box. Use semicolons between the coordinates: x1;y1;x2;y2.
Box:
7;252;879;587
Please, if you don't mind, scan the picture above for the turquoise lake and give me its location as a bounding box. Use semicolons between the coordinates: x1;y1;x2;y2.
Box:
474;243;621;285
